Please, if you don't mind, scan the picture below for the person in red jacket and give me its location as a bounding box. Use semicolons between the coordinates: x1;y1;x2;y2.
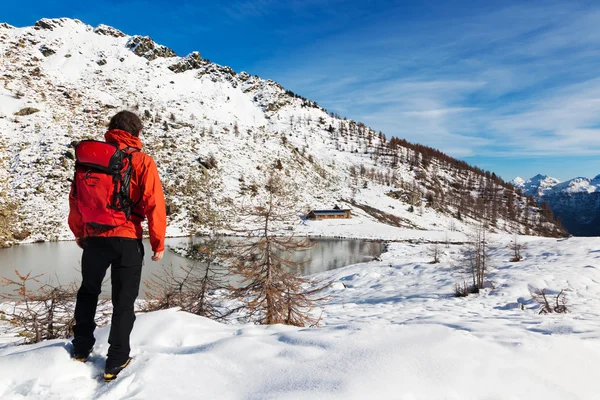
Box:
68;110;167;381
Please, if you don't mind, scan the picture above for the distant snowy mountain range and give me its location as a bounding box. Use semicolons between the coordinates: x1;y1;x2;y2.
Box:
512;174;600;236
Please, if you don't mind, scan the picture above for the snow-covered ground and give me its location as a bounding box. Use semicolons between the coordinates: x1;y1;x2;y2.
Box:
2;234;600;399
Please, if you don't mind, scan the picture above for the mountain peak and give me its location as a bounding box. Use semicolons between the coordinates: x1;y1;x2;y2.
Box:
512;174;560;197
512;177;525;187
531;174;549;181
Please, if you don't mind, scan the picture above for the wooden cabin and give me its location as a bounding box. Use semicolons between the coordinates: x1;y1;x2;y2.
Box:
306;208;352;220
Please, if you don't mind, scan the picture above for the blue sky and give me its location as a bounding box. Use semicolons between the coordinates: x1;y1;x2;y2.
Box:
4;0;600;182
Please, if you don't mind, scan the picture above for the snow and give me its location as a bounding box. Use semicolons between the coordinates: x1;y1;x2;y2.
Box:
0;89;27;117
511;176;525;187
3;235;600;398
551;177;600;195
0;18;593;398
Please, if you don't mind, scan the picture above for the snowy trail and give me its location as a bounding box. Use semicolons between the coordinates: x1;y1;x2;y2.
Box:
2;236;600;399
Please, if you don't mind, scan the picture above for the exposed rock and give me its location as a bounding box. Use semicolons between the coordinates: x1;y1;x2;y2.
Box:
97;59;107;66
34;19;56;30
168;52;203;73
14;107;40;116
39;44;56;57
0;23;15;30
126;36;176;61
34;18;73;31
13;230;31;241
94;24;126;38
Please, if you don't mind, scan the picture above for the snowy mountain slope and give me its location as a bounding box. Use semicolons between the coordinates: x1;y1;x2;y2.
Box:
513;174;600;196
513;174;600;236
550;175;600;195
0;18;565;245
2;236;600;398
512;174;561;197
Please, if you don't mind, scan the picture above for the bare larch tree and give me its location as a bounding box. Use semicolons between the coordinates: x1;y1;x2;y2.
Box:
228;168;327;327
143;169;233;320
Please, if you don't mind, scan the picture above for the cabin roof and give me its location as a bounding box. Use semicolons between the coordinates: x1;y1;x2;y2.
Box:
308;209;350;215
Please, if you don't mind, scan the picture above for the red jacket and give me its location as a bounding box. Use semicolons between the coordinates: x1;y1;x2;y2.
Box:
68;129;167;252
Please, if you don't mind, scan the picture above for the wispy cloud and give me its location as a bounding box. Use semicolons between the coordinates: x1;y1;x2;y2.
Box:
254;1;600;168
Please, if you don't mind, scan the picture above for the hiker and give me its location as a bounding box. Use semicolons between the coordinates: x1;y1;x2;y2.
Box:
68;110;167;382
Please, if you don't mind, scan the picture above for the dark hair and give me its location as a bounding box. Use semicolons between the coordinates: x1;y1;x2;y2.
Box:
108;111;143;137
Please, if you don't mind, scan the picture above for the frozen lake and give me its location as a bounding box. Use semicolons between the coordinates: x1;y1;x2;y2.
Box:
0;237;384;297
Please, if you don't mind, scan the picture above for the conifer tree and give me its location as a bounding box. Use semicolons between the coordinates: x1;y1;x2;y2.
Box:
228;169;327;326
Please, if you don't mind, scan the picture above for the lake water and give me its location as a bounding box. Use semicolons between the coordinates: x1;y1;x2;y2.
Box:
0;237;384;298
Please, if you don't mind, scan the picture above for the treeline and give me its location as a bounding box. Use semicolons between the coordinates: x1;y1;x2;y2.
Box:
327;118;566;237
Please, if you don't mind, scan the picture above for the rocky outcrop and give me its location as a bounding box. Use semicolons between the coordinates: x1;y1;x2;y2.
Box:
39;44;56;57
94;24;126;38
34;18;79;31
14;107;40;116
126;36;177;61
168;52;204;73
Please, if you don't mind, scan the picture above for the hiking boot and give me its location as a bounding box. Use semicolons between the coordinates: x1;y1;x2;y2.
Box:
104;358;132;382
73;353;89;363
71;347;91;363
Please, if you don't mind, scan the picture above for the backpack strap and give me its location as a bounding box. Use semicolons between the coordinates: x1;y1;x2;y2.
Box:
121;147;145;220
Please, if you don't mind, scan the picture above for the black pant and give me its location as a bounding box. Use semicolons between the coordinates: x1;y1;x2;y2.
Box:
72;237;144;369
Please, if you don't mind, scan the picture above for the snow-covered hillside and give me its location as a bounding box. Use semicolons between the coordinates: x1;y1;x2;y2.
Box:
551;175;600;195
0;18;565;246
2;235;600;398
513;174;600;236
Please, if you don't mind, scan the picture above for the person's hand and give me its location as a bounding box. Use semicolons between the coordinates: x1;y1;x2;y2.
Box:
75;237;85;249
152;251;164;261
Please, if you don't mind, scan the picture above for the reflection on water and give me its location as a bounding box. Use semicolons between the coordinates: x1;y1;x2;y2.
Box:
179;236;383;276
0;237;383;297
